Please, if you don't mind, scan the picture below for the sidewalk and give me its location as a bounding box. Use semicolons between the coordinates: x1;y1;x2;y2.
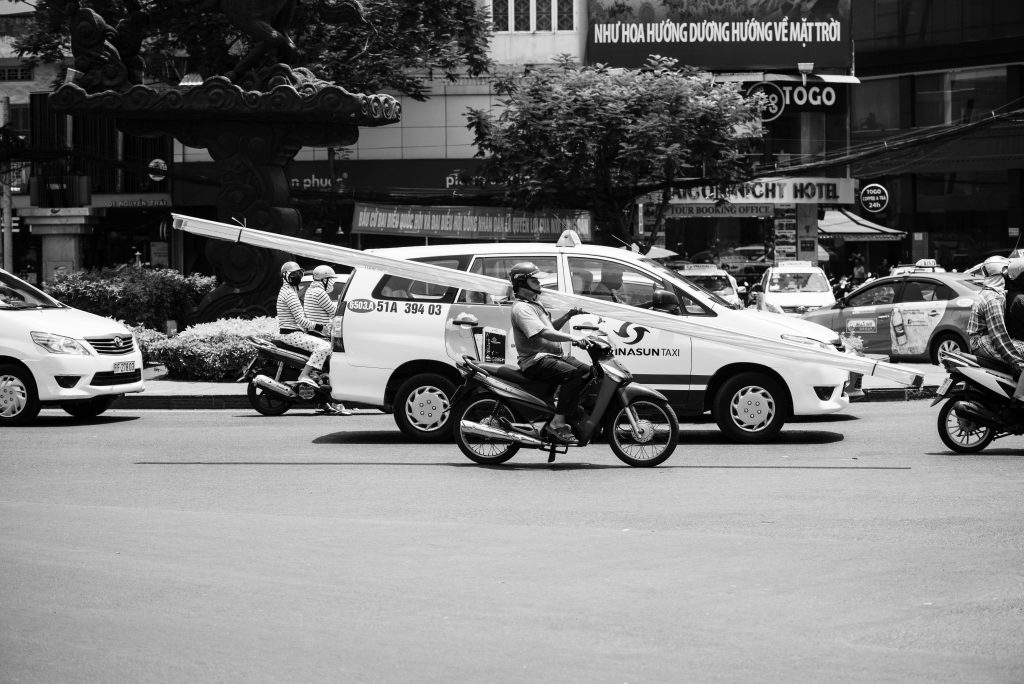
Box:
116;362;948;410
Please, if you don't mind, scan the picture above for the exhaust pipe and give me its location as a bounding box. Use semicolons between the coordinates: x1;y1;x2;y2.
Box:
953;400;1000;427
461;420;544;447
252;374;298;400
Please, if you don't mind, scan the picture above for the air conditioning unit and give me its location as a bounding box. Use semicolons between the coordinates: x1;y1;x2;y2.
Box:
29;175;91;207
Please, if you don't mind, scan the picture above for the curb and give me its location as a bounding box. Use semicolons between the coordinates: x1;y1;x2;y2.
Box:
116;386;941;410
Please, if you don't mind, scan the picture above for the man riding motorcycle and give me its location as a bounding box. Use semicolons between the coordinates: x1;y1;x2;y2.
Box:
303;264;351;415
966;255;1024;402
276;261;331;388
508;262;591;443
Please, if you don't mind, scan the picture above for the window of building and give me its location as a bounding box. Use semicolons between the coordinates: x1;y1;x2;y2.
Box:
914;67;1006;126
491;0;573;32
0;63;33;81
852;77;901;131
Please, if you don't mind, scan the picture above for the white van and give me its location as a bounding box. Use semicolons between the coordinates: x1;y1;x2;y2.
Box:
758;261;836;315
329;232;852;444
1;269;145;425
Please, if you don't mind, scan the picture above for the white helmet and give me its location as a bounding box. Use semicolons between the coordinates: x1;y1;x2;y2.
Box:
280;260;302;285
981;255;1009;278
312;265;336;282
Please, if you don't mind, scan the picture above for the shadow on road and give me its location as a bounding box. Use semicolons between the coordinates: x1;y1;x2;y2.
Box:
678;429;845;445
28;414;140;427
313;430;424;444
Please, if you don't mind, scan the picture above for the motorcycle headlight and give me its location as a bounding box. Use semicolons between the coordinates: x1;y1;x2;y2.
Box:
30;332;92;355
780;334;834;352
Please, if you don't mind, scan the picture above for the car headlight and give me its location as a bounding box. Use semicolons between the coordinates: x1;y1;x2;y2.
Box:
30;332;92;355
780;334;834;352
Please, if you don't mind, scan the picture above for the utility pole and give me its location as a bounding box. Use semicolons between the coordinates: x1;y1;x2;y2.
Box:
1;96;13;272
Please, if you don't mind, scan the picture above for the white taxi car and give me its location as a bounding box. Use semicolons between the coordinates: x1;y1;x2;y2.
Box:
758;261;836;316
329;233;853;444
1;268;145;425
672;263;742;308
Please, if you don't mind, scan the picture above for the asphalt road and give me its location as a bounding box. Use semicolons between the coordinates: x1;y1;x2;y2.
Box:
2;404;1023;683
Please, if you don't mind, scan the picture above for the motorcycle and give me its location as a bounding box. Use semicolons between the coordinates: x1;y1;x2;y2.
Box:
239;335;334;415
449;332;679;467
932;348;1024;453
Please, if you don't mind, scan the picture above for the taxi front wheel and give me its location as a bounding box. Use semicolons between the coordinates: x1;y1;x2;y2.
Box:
393;373;457;442
713;371;787;443
0;363;41;427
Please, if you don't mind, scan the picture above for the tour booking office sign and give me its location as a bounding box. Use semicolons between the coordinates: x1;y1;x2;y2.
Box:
586;0;851;71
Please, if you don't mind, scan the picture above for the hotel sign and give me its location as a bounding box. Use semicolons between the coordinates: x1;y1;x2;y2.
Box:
641;177;857;206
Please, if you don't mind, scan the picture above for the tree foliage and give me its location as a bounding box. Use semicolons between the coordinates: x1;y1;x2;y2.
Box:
466;56;764;246
13;0;493;101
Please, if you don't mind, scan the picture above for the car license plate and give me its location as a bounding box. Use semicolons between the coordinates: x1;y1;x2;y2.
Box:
935;377;953;396
113;361;136;374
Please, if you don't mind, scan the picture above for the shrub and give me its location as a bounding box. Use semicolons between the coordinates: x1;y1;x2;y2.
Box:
150;316;281;381
43;267;217;331
126;324;168;363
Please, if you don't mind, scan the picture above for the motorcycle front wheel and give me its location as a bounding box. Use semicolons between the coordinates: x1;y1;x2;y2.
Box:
452;394;521;465
937;397;994;454
247;381;291;416
606;399;678;467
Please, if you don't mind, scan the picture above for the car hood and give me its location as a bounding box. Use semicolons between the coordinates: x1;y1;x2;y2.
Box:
715;306;841;344
1;307;134;338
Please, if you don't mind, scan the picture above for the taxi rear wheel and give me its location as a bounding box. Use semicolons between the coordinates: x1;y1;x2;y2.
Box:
713;372;787;443
931;333;965;364
0;363;41;427
394;373;456;442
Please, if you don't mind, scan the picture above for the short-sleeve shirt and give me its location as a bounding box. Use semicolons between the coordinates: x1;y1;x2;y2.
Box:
511;298;565;370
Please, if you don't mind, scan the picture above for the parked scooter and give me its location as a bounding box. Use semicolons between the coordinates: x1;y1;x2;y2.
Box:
449;325;679;467
933;348;1024;453
240;336;334;415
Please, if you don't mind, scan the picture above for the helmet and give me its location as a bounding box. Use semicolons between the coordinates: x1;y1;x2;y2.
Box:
312;265;336;282
281;260;302;286
509;262;548;294
981;255;1009;278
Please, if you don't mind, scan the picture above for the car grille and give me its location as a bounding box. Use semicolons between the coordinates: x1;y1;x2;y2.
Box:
90;369;142;386
86;335;136;355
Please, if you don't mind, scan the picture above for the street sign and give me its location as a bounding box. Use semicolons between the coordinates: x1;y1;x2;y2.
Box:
148;158;167;182
860;183;889;213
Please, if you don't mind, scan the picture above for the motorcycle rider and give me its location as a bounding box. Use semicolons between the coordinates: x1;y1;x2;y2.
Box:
277;260;331;388
966;256;1024;392
1001;258;1024;404
304;265;352;415
508;262;591;443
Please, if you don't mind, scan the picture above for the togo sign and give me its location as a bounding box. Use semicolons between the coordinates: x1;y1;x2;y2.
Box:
860;183;890;213
747;83;841;122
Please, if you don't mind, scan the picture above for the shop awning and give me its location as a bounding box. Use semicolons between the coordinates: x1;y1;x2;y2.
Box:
818;209;906;242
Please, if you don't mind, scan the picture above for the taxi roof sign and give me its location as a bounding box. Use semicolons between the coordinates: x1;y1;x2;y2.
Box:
773;260;815;269
556;230;582;248
681;263;726;272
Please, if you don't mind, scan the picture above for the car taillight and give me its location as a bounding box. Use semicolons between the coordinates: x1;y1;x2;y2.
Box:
332;301;346;352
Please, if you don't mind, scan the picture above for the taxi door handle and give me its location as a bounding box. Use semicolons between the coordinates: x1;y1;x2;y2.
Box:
878;314;890;320
573;324;600;332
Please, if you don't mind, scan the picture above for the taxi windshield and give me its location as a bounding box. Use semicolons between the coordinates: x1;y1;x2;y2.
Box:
687;274;735;295
767;271;830;293
0;272;63;309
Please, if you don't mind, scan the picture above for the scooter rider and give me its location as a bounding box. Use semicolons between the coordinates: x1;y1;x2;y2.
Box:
277;261;331;388
304;265;352;415
967;255;1024;388
509;262;592;443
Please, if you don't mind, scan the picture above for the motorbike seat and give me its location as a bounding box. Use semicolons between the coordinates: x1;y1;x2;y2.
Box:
273;339;312;357
966;351;1017;376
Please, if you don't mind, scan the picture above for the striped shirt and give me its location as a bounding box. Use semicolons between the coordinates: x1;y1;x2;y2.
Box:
276;285;315;333
304;285;334;328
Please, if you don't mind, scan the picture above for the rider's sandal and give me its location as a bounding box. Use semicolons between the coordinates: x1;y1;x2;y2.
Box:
545;424;576;443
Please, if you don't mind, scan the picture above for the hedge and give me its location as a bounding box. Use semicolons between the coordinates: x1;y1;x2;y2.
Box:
43;267;217;331
149;317;281;381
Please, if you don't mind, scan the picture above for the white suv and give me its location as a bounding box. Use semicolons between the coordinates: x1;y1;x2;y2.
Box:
328;233;852;443
1;268;145;425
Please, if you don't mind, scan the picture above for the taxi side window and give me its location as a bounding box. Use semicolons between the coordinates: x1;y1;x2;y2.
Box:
458;256;558;304
900;280;937;303
567;256;708;315
372;257;464;303
849;284;896;307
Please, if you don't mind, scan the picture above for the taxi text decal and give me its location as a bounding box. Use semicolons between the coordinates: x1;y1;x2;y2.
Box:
346;298;442;315
611;322;680;356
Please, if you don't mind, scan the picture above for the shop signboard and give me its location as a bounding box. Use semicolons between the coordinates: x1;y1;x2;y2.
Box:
352;203;591;241
587;0;851;71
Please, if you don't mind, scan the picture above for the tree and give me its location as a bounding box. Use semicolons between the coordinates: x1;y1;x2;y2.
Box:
466;55;764;248
12;0;492;101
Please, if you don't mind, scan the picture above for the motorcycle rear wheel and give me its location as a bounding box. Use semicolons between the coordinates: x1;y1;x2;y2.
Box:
453;395;521;465
607;399;678;467
247;381;291;416
937;397;994;453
